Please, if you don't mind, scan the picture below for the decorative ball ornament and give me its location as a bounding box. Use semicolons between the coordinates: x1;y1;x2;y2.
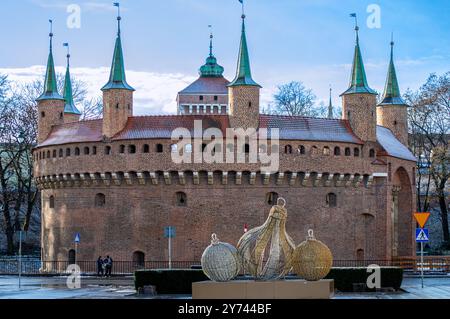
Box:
201;233;241;282
292;229;333;281
237;198;296;280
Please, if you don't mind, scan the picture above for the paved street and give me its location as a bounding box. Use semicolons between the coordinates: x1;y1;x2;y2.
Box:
0;275;449;299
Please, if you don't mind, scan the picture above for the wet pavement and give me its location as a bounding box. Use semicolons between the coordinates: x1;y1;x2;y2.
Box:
0;275;449;299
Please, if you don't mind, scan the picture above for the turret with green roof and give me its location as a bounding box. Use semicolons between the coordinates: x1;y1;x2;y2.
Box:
62;45;82;120
341;15;378;142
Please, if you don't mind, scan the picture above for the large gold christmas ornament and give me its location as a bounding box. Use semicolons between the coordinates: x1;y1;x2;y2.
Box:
292;229;333;281
237;198;296;280
201;233;241;282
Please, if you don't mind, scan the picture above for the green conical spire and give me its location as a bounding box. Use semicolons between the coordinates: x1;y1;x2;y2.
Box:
199;31;225;77
379;36;406;105
37;20;64;101
63;46;81;115
101;12;134;91
342;25;376;95
228;14;261;87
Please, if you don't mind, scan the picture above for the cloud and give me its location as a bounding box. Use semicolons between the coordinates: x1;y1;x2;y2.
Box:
0;65;196;115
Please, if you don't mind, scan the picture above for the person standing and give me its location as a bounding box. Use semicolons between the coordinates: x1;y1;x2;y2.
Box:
105;255;113;277
97;256;104;277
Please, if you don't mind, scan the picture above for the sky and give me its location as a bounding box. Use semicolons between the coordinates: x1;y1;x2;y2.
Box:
0;0;449;115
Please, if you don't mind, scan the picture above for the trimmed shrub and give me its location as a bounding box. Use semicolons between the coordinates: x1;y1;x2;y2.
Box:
134;269;208;294
324;267;403;291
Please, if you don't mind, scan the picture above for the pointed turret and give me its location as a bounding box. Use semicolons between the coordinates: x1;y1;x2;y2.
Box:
378;37;406;105
102;3;134;138
376;36;409;146
101;11;134;91
37;20;65;144
328;86;333;119
62;44;81;123
228;15;260;88
228;6;261;130
341;14;378;142
342;25;376;95
37;22;64;101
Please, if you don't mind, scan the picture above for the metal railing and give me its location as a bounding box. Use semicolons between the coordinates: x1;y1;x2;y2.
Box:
0;257;449;275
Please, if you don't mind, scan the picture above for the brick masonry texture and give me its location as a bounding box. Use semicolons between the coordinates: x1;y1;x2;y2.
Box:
34;88;416;264
377;105;409;146
38;100;65;144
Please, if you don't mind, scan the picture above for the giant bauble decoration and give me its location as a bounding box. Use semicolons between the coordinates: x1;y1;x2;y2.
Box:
292;229;333;281
201;233;241;282
237;198;296;280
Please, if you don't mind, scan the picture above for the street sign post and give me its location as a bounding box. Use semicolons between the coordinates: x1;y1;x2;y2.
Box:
414;212;430;289
164;227;176;269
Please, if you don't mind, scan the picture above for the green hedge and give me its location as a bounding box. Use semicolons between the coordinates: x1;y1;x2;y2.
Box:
324;267;403;292
134;269;208;294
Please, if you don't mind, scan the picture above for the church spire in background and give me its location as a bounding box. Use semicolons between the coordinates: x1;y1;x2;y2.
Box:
328;86;333;119
62;43;81;115
199;25;225;77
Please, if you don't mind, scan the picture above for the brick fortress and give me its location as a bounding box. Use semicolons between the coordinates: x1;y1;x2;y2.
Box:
33;9;416;265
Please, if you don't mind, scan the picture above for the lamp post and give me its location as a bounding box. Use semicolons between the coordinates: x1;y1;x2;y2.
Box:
17;131;25;289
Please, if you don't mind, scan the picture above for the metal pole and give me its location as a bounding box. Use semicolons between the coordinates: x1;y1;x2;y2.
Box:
18;230;22;289
75;242;78;265
168;234;172;270
421;241;424;288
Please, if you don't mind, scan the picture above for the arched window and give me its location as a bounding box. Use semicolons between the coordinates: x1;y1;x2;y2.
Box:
68;249;76;264
105;146;112;155
84;147;90;155
52;150;57;158
171;144;178;153
266;192;279;205
66;148;71;157
119;145;125;154
326;193;337;207
298;145;305;155
176;192;187;206
354;148;360;157
156;144;163;153
311;146;318;155
59;149;63;158
41;111;45;118
369;149;375;158
334;147;341;156
143;144;150;153
128;145;136;154
323;146;330;156
49;195;55;209
95;193;106;207
244;144;250;154
92;146;97;155
47;150;50;158
285;145;292;154
133;251;145;268
345;147;351;156
75;147;80;156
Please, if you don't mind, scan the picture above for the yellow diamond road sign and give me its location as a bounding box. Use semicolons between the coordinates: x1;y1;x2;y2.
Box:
414;212;430;228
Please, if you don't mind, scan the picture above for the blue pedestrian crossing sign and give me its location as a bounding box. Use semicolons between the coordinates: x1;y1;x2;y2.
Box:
416;228;429;242
74;233;80;243
164;226;176;238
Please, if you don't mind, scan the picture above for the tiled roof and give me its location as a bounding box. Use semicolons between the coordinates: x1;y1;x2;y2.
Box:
38;119;103;147
178;76;230;95
376;126;416;162
113;115;230;140
36;115;416;162
259;115;363;144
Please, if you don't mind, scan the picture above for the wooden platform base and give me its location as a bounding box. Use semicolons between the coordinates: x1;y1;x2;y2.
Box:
192;279;334;299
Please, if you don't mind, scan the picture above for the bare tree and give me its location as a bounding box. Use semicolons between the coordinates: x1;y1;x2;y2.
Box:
270;81;319;117
407;72;450;248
